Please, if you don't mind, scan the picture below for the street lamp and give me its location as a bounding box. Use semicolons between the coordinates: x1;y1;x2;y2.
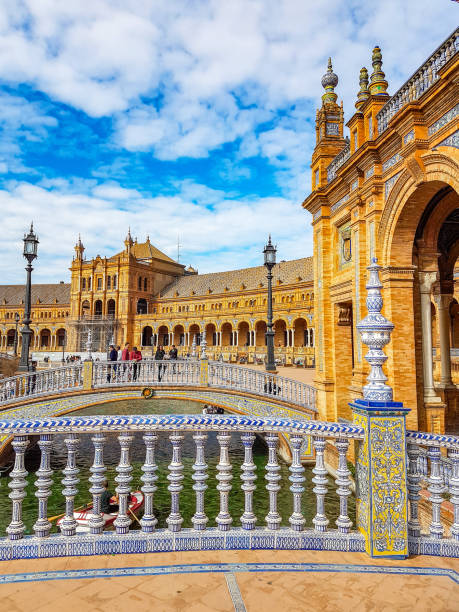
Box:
13;312;20;357
263;235;277;372
18;223;39;372
61;331;67;364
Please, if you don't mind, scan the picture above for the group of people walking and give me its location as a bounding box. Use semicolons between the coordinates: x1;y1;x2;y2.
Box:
107;342;179;382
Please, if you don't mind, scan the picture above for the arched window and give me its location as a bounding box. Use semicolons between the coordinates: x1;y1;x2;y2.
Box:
144;278;148;291
138;277;142;290
137;298;148;314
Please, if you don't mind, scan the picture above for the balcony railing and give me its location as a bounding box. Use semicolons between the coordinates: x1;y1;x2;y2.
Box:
377;28;458;134
326;142;350;183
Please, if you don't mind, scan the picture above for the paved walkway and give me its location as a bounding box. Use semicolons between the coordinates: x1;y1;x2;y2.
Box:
0;549;457;611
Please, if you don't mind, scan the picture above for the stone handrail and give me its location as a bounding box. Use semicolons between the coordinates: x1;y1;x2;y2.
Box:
377;28;458;134
0;360;317;412
326;142;350;183
0;413;457;561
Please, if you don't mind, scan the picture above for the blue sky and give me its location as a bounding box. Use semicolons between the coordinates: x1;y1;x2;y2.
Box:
0;1;457;283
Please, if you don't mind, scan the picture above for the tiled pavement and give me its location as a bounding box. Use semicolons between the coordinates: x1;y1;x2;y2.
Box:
0;549;457;611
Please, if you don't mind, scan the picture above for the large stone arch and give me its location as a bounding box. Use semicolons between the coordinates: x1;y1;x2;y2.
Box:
380;151;459;268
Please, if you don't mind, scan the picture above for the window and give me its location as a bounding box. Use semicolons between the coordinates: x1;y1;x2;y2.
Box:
88;277;91;290
353;130;358;151
97;277;102;290
138;277;142;290
113;275;117;289
82;278;86;290
368;115;373;139
107;276;111;290
315;169;319;186
144;278;147;291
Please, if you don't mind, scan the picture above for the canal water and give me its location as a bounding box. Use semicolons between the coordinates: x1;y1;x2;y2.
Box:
0;399;355;535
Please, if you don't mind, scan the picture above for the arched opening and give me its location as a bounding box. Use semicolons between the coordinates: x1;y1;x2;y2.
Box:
6;329;15;347
238;321;250;347
221;322;232;347
274;319;286;347
205;323;216;346
293;318;307;347
40;329;51;348
57;328;66;347
451;300;459;348
81;300;90;318
157;325;169;346
255;320;266;346
382;171;459;432
94;300;103;316
137;298;148;315
173;324;184;346
107;299;116;317
142;326;153;347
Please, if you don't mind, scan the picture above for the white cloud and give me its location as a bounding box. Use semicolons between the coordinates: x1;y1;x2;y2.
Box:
0;179;313;283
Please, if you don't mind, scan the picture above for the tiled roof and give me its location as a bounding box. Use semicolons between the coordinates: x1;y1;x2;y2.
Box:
111;240;178;264
161;257;313;298
0;284;70;306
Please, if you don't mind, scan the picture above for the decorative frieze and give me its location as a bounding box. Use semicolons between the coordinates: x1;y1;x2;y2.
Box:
382;152;402;173
350;179;358;191
428;103;459;136
365;166;374;179
326;122;339;136
404;130;415;144
330;193;350;215
384;171;402;199
437;129;459;149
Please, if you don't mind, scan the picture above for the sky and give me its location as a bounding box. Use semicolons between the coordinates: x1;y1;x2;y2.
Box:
0;1;457;283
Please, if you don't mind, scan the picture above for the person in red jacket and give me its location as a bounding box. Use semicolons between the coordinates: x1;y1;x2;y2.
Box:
129;346;142;381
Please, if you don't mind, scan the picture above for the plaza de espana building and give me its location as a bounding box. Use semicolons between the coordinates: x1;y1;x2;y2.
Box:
0;29;458;434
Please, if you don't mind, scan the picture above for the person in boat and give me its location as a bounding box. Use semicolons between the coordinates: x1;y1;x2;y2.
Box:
101;479;119;514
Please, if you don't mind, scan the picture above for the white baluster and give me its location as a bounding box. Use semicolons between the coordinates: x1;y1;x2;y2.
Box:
7;436;29;540
33;434;53;537
265;433;281;530
167;432;184;532
334;438;352;533
427;444;445;539
407;442;422;537
289;435;305;531
141;432;158;532
312;436;329;532
240;432;257;530
449;447;459;541
88;433;107;534
192;432;208;530
60;433;80;536
216;431;233;531
114;433;133;534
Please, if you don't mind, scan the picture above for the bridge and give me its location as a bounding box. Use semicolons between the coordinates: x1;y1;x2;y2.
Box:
0;261;457;566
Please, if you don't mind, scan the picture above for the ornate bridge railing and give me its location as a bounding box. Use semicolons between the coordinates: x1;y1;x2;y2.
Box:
0;360;317;413
0;413;457;561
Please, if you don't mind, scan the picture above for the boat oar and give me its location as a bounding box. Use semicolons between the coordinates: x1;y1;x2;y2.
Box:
129;507;141;526
48;504;86;523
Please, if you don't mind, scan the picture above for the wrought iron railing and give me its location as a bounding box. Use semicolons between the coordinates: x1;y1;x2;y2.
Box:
377;28;458;134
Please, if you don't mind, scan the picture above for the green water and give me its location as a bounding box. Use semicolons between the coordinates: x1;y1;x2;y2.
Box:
0;399;355;535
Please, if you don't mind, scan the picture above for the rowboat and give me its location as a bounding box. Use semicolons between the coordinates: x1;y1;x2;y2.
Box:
57;491;144;534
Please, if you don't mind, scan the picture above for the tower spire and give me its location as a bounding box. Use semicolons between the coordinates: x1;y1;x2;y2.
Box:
321;57;338;105
124;227;134;253
74;234;85;261
369;46;388;96
355;67;370;110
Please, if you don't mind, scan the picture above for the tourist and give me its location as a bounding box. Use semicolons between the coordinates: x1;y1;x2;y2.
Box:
121;342;130;380
107;344;118;382
155;345;166;381
129;346;142;381
117;345;122;361
169;344;178;374
101;479;119;515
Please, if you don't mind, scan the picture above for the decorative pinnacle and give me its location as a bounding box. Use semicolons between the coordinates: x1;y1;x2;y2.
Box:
355;67;369;110
356;258;394;402
321;57;338;105
369;46;388;96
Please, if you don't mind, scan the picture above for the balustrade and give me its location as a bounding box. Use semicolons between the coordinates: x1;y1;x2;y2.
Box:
0;415;457;560
0;359;317;412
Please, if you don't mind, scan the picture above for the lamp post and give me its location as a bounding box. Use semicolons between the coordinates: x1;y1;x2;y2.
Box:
61;331;67;364
13;312;20;357
263;235;277;372
18;224;39;372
